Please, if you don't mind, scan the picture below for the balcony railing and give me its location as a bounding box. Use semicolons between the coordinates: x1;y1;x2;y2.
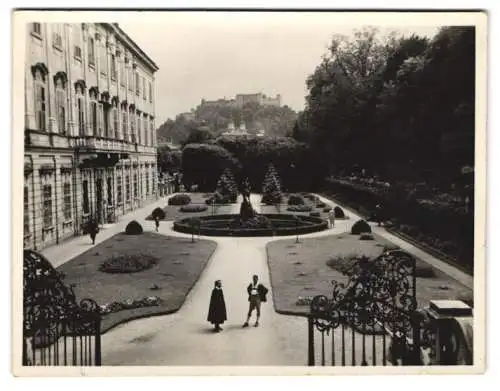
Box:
70;136;155;154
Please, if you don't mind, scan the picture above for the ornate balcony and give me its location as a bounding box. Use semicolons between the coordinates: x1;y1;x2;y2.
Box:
70;136;156;154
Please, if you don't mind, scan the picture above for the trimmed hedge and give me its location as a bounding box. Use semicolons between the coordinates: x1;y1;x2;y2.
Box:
151;207;166;220
323;207;332;213
287;205;313;212
173;214;328;237
309;212;321;217
180;204;209;213
125;220;143;235
334;206;346;219
359;233;374;241
316;202;326;208
288;194;305;205
351;219;371;235
324;178;474;273
168;194;191;206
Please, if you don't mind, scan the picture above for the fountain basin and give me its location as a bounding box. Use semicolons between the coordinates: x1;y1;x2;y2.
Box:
173;214;328;237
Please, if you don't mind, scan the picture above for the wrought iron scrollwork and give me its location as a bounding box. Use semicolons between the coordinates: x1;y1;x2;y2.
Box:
23;250;102;365
309;249;418;337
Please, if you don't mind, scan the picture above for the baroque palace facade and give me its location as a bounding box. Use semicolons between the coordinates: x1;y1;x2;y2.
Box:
24;22;159;250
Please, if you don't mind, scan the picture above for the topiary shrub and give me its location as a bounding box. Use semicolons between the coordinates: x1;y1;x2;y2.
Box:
309;211;321;217
288;194;305;205
351;219;371;235
287;205;313;212
99;253;158;273
125;220;143;235
168;193;191;206
323;207;332;213
360;233;374;240
151;207;166;220
334;206;346;219
262;164;283;205
180;204;208;213
316;202;326;208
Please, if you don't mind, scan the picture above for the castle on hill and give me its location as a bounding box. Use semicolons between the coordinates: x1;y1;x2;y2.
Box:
200;92;281;109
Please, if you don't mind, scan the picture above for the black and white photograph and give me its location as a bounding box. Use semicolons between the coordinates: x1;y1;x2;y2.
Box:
11;9;487;375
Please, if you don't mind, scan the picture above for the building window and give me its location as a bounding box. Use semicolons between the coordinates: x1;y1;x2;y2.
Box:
149;81;152;102
150;119;154;146
24;186;30;234
133;173;138;199
107;177;113;205
74;45;82;60
42;184;53;228
97;102;105;137
55;78;66;134
82;180;90;214
113;107;119;139
117;175;122;204
137;114;141;145
130;109;136;143
32;23;42;37
135;72;140;95
144;117;148;146
120;59;125;86
142;77;146;100
146;172;149;195
52;25;63;50
99;44;107;75
88;37;95;66
77;93;85;136
90;101;97;136
128;66;133;91
63;182;72;220
111;54;117;80
122;108;128;141
33;70;46;131
125;175;130;202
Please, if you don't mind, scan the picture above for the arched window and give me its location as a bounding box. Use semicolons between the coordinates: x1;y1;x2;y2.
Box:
75;83;85;136
89;87;98;136
136;112;141;145
54;74;66;134
113;107;119;139
33;69;47;131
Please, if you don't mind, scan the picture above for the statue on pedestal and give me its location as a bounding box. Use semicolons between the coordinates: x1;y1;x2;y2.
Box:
239;177;257;221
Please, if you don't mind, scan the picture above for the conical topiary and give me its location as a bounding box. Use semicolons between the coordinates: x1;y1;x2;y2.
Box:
262;164;283;205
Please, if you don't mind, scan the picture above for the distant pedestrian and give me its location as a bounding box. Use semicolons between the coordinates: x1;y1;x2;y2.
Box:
154;216;160;232
328;208;335;229
243;275;268;328
88;219;99;245
207;280;227;332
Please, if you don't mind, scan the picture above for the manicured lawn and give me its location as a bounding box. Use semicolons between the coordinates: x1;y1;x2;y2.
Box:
266;232;472;316
56;232;217;332
145;192;236;221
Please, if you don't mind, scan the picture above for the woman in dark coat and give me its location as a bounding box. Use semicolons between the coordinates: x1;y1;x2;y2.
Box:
207;280;227;332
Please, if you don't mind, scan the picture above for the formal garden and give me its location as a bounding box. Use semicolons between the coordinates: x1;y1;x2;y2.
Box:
56;221;217;332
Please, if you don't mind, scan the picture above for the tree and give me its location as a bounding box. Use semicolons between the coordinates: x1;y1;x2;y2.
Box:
181;143;240;191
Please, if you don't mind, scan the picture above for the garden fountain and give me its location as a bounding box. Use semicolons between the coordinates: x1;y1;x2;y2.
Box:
173;178;328;237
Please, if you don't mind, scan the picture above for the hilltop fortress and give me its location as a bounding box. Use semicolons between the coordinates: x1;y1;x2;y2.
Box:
200;92;281;108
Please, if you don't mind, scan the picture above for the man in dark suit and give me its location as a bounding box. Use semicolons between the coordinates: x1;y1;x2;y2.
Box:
243;274;268;327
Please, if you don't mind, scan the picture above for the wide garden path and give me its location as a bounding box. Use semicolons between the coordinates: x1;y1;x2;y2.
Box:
41;192;473;366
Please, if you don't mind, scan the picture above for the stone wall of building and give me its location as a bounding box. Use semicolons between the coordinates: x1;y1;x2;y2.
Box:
24;22;159;250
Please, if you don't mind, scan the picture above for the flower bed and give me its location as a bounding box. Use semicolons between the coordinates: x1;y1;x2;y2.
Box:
99;296;162;314
99;253;159;273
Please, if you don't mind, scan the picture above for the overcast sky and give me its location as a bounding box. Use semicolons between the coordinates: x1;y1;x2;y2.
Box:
120;13;442;124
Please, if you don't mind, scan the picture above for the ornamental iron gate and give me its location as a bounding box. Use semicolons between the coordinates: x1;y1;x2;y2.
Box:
307;249;435;366
23;250;101;366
